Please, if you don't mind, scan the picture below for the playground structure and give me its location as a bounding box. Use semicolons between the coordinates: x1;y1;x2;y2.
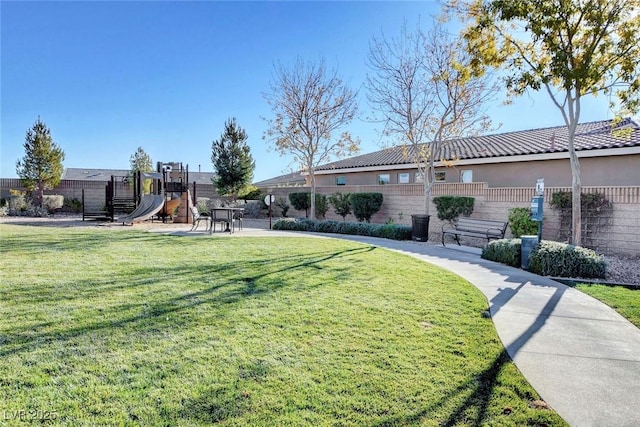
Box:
82;162;197;225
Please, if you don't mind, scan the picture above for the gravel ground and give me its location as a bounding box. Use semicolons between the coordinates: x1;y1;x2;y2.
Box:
2;214;638;285
601;254;640;286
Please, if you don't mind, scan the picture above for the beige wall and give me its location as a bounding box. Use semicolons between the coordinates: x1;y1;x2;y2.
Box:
3;177;638;256
261;183;640;257
313;154;640;188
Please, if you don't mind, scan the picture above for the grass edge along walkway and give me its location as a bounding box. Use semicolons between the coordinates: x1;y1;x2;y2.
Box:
0;224;566;426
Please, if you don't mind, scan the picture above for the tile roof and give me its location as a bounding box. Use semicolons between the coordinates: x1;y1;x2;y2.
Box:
254;171;306;187
316;118;640;171
62;168;217;185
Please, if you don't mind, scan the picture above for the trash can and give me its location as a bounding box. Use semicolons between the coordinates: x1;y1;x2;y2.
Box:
521;235;539;269
411;214;430;242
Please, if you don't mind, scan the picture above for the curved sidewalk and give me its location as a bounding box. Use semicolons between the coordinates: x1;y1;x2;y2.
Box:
322;234;640;427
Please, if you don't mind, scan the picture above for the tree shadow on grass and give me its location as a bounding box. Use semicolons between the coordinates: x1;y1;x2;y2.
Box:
1;245;376;357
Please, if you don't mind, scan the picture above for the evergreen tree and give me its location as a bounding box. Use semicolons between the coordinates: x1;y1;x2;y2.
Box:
16;117;65;207
211;118;255;199
129;147;154;194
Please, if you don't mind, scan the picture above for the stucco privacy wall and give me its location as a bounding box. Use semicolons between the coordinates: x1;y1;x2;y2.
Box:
2;178;638;256
262;183;640;257
1;179;122;211
1;179;220;211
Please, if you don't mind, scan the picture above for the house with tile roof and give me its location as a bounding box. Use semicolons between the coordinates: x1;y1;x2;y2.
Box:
310;118;640;188
62;168;217;186
253;171;306;188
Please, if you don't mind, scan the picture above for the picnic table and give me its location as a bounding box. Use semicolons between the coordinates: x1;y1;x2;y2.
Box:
209;207;244;234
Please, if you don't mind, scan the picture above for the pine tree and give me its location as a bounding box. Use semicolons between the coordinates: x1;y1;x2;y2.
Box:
15;117;65;207
129;147;154;194
211;118;255;199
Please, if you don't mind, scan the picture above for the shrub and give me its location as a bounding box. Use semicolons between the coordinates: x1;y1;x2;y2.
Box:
275;197;290;217
433;196;475;223
315;194;328;219
63;198;83;213
289;192;311;217
508;207;538;238
42;195;64;213
550;191;610;210
8;193;28;215
528;241;607;279
238;185;262;200
328;192;352;220
481;239;522;268
350;192;383;223
272;218;411;240
196;197;210;214
26;205;49;217
242;201;263;218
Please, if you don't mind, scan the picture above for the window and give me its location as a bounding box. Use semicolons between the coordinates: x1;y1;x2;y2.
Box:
398;172;410;184
435;171;446;182
460;170;473;183
378;174;390;185
414;172;424;183
336;176;346;186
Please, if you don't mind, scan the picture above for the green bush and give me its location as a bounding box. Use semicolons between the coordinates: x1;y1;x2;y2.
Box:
508;207;538;238
481;239;522;268
433;196;475;223
63;197;83;213
287;192;328;218
328;192;352;220
315;194;328;219
289;192;311;217
528;241;607;279
550;191;610;210
350;192;383;223
8;193;28;214
272;218;411;240
42;195;64;213
275;197;290;217
238;185;262;200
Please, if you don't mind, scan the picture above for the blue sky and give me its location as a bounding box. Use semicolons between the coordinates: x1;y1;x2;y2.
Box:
1;1;620;182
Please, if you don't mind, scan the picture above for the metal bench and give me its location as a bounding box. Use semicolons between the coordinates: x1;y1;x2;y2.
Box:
442;217;508;246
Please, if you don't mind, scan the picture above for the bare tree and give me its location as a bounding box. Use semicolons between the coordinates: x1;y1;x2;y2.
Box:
263;58;360;220
366;21;497;216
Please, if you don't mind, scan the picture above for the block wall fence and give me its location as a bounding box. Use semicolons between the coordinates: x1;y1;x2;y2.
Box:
2;178;639;256
262;182;640;257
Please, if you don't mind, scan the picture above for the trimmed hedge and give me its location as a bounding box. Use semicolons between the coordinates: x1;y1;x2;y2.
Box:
288;192;330;218
350;192;383;223
481;239;522;268
289;192;311;217
272;218;411;241
433;196;474;223
482;238;607;279
528;241;607;279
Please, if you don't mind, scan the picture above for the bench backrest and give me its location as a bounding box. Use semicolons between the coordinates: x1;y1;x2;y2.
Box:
456;218;507;236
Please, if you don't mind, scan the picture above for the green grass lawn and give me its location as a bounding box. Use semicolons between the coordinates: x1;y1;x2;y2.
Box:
575;284;640;328
0;224;566;426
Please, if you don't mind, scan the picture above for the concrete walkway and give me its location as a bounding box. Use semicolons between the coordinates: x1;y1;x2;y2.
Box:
154;225;640;426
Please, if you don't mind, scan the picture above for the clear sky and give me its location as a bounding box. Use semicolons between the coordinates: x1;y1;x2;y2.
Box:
1;1;620;182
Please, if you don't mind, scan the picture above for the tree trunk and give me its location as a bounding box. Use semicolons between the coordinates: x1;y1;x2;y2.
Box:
423;178;431;216
569;149;582;246
38;179;44;208
309;169;316;220
565;93;582;247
